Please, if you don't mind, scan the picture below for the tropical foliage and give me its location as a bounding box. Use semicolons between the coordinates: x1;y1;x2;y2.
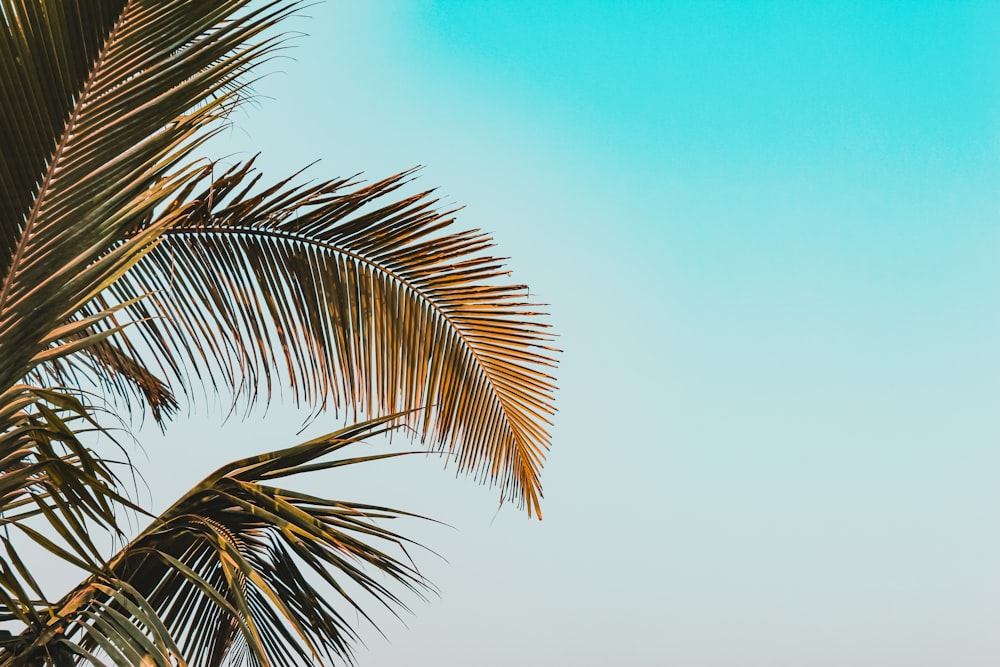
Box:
0;1;556;665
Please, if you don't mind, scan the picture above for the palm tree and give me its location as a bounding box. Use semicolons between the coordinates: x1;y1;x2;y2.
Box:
0;1;556;665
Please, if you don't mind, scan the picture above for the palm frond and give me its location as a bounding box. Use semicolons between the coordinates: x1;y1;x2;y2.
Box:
0;0;298;392
0;0;125;268
23;417;432;667
107;160;557;515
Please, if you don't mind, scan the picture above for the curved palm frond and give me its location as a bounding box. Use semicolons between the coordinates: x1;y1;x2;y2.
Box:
19;417;431;667
106;160;557;515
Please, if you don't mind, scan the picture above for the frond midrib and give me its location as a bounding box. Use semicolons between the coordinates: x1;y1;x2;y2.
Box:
0;2;131;314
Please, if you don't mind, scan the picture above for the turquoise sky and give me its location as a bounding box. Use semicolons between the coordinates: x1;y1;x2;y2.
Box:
143;2;1000;665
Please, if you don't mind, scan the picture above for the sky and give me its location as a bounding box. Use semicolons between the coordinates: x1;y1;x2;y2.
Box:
131;2;1000;665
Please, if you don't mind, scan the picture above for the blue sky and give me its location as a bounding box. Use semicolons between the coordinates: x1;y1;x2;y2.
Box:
140;2;1000;665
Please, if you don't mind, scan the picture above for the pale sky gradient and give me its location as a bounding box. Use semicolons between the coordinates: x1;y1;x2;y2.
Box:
138;2;1000;665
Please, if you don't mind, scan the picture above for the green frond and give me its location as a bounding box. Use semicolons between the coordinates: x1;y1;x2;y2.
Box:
29;417;432;667
0;0;299;392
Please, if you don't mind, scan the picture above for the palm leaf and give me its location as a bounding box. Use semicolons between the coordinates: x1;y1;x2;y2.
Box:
0;0;125;265
107;160;557;515
22;417;432;667
0;0;298;393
